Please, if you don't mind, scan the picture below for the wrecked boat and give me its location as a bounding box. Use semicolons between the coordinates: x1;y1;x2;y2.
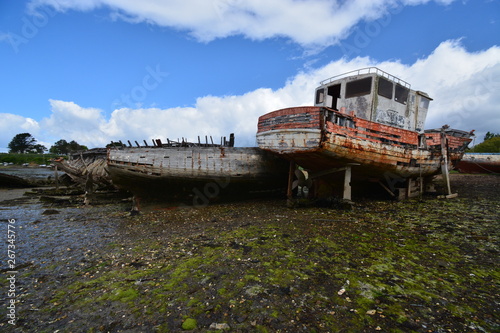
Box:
106;135;289;205
257;67;474;200
52;148;113;189
457;153;500;174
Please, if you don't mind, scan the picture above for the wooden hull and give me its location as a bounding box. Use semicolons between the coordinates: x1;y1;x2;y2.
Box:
457;153;500;174
52;149;112;188
107;146;289;201
257;106;472;184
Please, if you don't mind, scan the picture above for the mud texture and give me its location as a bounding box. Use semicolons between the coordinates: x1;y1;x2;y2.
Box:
0;174;498;332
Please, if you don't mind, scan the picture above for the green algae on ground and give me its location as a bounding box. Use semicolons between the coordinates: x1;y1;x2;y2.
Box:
20;179;499;332
181;318;197;330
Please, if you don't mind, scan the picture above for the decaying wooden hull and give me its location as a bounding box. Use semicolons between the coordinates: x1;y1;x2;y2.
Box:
257;106;473;199
52;148;113;189
457;153;500;174
107;146;289;202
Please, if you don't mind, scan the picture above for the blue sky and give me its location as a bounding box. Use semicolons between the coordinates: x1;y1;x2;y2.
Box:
0;0;499;151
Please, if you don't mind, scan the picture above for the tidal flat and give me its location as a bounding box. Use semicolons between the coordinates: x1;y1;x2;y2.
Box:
0;174;498;332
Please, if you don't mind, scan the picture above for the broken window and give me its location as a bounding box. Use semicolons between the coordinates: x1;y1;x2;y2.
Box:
345;77;372;98
394;84;409;104
315;88;325;104
327;84;341;109
377;77;393;99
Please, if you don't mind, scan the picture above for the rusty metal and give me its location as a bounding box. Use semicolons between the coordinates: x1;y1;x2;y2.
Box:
257;68;474;199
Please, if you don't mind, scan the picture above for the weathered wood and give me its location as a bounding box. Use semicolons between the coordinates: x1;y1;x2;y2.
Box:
107;147;289;201
440;129;452;196
287;161;296;200
343;165;352;201
54;165;59;190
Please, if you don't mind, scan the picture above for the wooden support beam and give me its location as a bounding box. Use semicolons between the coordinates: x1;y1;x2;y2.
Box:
54;165;59;190
343;165;352;201
378;180;396;197
405;178;412;199
287;161;296;201
440;129;452;196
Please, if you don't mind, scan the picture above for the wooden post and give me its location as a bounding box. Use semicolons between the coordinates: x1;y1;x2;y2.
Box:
287;161;296;202
440;129;452;196
343;165;352;201
54;165;59;190
405;178;412;199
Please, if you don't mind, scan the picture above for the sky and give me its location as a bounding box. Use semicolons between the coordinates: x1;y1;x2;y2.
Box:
0;0;499;152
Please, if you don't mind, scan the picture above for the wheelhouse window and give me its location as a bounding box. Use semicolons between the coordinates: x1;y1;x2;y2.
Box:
394;84;409;104
345;77;372;98
419;96;430;109
315;88;325;104
377;77;393;99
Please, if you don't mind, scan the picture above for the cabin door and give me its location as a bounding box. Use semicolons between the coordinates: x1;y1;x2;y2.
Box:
326;84;341;110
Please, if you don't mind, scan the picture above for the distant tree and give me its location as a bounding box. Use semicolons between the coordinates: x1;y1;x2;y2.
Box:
27;144;48;154
484;131;500;141
49;139;88;154
68;140;88;152
472;137;500;153
8;133;43;153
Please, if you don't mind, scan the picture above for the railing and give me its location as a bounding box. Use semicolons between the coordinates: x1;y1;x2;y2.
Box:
319;67;411;89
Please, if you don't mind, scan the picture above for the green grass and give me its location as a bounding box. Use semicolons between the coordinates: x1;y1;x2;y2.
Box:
0;153;61;165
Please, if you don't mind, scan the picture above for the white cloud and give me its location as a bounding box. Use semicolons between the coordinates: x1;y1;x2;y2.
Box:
40;99;108;146
27;0;457;47
0;114;40;152
1;40;498;151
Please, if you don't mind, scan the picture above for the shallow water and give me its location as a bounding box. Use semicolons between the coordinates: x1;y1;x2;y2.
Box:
0;193;121;274
0;167;63;180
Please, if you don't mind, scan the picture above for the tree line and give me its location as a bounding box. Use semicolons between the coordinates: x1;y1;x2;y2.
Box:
7;133;88;155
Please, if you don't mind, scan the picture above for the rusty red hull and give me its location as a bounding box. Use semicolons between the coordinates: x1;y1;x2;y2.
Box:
257;106;472;182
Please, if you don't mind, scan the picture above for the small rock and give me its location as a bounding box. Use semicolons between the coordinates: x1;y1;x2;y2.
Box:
375;326;382;331
366;309;376;315
42;209;60;215
337;288;346;296
209;323;230;330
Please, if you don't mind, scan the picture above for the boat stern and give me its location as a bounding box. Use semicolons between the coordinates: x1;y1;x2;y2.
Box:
257;106;323;154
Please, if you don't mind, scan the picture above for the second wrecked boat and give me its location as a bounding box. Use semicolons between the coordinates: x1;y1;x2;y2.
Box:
257;68;474;200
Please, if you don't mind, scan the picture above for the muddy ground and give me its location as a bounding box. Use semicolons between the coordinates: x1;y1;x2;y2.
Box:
0;174;498;332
